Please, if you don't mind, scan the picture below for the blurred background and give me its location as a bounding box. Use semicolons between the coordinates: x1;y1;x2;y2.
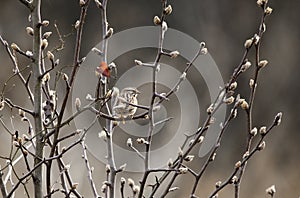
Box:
0;0;299;197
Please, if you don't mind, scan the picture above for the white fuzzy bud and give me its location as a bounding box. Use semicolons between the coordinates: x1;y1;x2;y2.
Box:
259;126;267;135
170;50;179;58
134;59;143;66
47;51;54;61
249;79;255;88
127;178;135;187
26;27;34;36
164;5;173;15
41;39;48;50
98;130;107;141
105;28;113;39
184;155;194;162
43;31;52;39
75;98;81;110
42;20;50;27
25;51;33;57
266;185;276;196
79;0;85;7
162;21;168;32
265;7;273;15
274;112;282;126
153;16;161;25
127;138;133;147
244;39;253;49
250;127;258;136
200;47;208;55
235;161;242;169
258;60;268;68
75;20;80;29
178;167;188;174
258;141;266;150
180;72;187;80
11;43;20;51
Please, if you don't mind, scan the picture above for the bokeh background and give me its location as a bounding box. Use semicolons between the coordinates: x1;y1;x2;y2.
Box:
0;0;299;197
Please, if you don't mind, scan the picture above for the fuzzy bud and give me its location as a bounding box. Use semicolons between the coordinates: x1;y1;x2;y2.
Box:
11;43;20;51
134;59;143;66
258;60;268;68
162;21;168;32
42;73;50;84
266;185;276;196
86;93;94;101
184;155;194;162
79;0;85;7
241;61;251;72
229;81;238;90
62;73;69;81
198;136;204;143
170;50;179;58
153;16;161;25
41;39;48;50
136;138;146;144
200;47;208;55
25;51;33;57
265;7;273;15
98;130;107;141
47;51;54;62
127;138;133;147
210;153;216;161
235;161;242;169
258;141;266;151
120;177;126;185
105;164;111;173
274;112;282;126
42;20;50;27
259;126;267;135
231;176;238;184
249;79;255;88
164;5;173;15
43;32;52;39
254;34;260;45
224;96;235;105
75;20;80;29
128;178;135;187
18;109;25;117
250;127;258;136
180;72;186;80
244;39;253;49
240;100;249;110
243;151;250;159
105;28;114;39
216;181;222;188
101;184;107;193
71;183;79;190
75;98;81;111
178;167;188;174
26;27;34;36
207;104;214;114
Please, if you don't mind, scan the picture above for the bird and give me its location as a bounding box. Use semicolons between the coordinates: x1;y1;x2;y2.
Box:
111;87;140;119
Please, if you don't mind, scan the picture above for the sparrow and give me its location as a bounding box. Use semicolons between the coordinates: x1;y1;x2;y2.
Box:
111;87;140;119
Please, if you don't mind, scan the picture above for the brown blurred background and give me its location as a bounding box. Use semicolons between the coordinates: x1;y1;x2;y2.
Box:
0;0;299;197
